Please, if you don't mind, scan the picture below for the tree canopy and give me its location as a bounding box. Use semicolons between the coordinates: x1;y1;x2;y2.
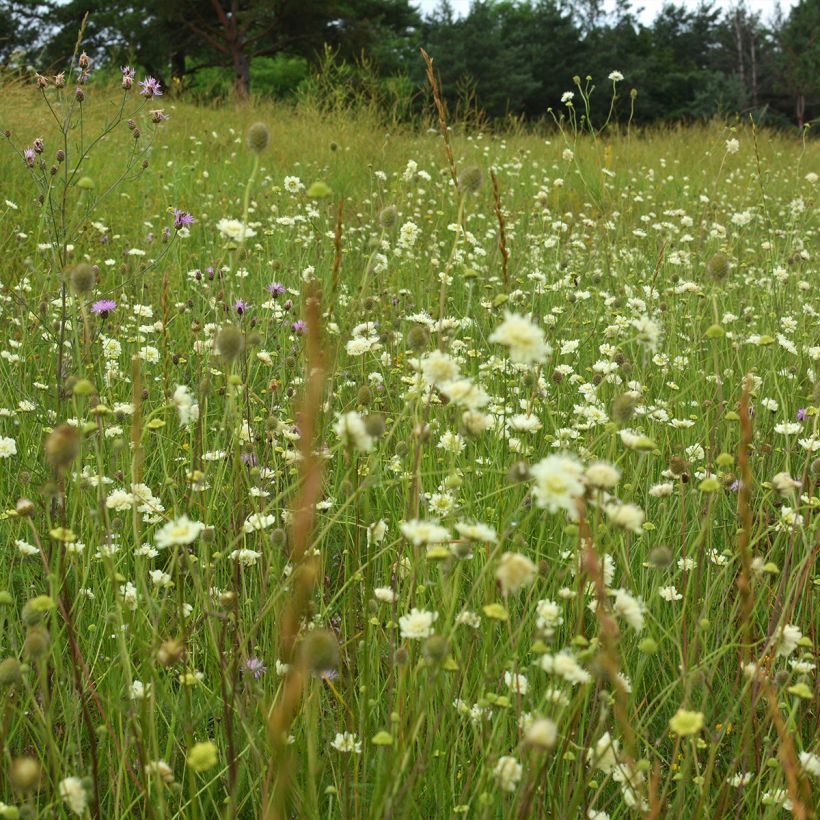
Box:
1;0;817;126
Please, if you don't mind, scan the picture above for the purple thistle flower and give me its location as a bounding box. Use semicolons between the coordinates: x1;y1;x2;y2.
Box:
23;148;35;167
121;66;136;79
266;282;286;296
291;320;306;334
234;299;249;316
729;480;740;492
242;657;267;680
91;299;116;316
797;408;807;422
173;208;195;230
139;76;163;98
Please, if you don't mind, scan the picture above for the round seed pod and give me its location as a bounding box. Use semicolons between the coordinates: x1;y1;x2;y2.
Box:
215;325;244;362
299;629;339;675
707;252;730;281
0;657;22;686
378;205;398;229
246;122;270;154
68;263;95;294
458;165;483;194
44;424;81;469
9;756;41;793
23;625;50;660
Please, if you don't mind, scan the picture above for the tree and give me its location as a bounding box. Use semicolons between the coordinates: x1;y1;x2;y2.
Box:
776;0;820;125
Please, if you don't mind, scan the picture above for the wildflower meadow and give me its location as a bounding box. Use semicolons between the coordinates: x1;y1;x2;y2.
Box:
0;47;818;820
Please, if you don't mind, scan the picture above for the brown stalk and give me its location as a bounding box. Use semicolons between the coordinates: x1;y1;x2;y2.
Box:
264;287;325;819
490;169;509;291
419;49;458;188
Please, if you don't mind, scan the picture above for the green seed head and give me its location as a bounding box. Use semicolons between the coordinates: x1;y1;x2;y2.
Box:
44;424;81;469
458;165;483;194
215;325;244;362
23;625;50;661
0;657;22;686
246;122;271;154
9;756;41;792
68;263;96;294
300;629;339;675
707;252;730;281
378;205;398;229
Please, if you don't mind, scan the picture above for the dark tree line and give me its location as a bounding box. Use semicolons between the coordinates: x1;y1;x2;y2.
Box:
1;0;818;126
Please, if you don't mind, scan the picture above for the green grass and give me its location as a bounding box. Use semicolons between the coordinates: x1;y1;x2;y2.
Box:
0;77;818;819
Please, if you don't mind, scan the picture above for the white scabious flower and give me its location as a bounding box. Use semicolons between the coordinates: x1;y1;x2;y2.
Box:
374;586;397;603
536;598;563;636
106;488;136;511
658;585;682;602
366;519;388;546
0;436;17;457
331;731;361;753
725;138;740;154
587;731;619;773
608;70;624;82
400;519;451;547
437;430;465;454
775;623;803;657
230;548;262;566
155;515;205;548
217;218;256;241
613;589;645;632
173;384;199;426
504;671;529;695
60;777;88;816
605;502;645;534
524;717;557;748
397;220;420;251
489;311;552;365
242;512;276;533
800;752;820;778
493;755;523;792
130;680;151;700
455;521;497;543
120;581;138;611
145;760;175;783
584;461;621;490
334;411;373;452
495;551;537;595
631;315;662;352
398;607;438;640
541;650;591;685
530;453;585;515
420;350;460;386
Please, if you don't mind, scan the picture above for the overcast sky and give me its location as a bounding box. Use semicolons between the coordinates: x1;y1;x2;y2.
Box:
413;0;795;24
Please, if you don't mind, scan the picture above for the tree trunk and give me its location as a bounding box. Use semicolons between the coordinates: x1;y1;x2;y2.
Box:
233;48;250;99
750;34;758;108
734;12;745;90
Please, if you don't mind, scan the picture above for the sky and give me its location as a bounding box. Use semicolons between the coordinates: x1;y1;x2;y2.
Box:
413;0;796;24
